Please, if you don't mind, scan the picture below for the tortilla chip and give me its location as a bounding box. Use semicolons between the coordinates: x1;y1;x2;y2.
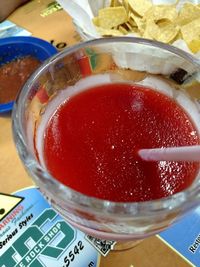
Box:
96;27;123;36
128;0;152;17
92;17;99;27
181;18;200;44
129;13;145;34
188;40;200;53
144;20;180;43
144;5;178;22
157;22;180;43
177;3;200;26
110;0;122;7
123;0;129;12
98;6;128;29
124;22;134;31
143;20;158;39
119;25;129;34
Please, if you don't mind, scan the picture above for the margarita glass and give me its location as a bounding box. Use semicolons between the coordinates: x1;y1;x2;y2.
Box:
12;37;200;245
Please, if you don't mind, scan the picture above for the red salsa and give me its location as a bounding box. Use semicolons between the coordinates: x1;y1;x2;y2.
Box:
43;83;200;202
0;56;40;104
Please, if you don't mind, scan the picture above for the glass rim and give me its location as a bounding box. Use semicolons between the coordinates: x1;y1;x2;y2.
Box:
12;36;200;216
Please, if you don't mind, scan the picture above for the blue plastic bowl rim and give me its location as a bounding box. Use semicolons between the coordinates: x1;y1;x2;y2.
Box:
0;36;57;113
0;36;57;55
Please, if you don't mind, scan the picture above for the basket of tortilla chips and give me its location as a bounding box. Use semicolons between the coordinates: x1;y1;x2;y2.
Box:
57;0;200;57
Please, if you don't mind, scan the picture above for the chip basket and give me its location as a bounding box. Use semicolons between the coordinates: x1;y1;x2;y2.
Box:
57;0;200;58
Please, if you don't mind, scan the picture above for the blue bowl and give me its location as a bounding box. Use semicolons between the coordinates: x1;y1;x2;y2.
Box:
0;36;57;113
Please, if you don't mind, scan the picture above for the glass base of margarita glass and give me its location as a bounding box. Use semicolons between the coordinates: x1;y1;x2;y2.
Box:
113;240;143;251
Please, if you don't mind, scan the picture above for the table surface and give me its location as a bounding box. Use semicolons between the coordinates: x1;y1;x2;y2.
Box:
0;1;194;266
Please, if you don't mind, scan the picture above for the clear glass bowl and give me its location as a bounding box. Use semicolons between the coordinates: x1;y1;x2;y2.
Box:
12;37;200;241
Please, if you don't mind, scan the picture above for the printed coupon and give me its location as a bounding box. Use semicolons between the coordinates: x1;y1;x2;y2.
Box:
0;188;101;267
159;207;200;267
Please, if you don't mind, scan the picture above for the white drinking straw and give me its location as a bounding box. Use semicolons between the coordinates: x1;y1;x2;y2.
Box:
138;146;200;162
